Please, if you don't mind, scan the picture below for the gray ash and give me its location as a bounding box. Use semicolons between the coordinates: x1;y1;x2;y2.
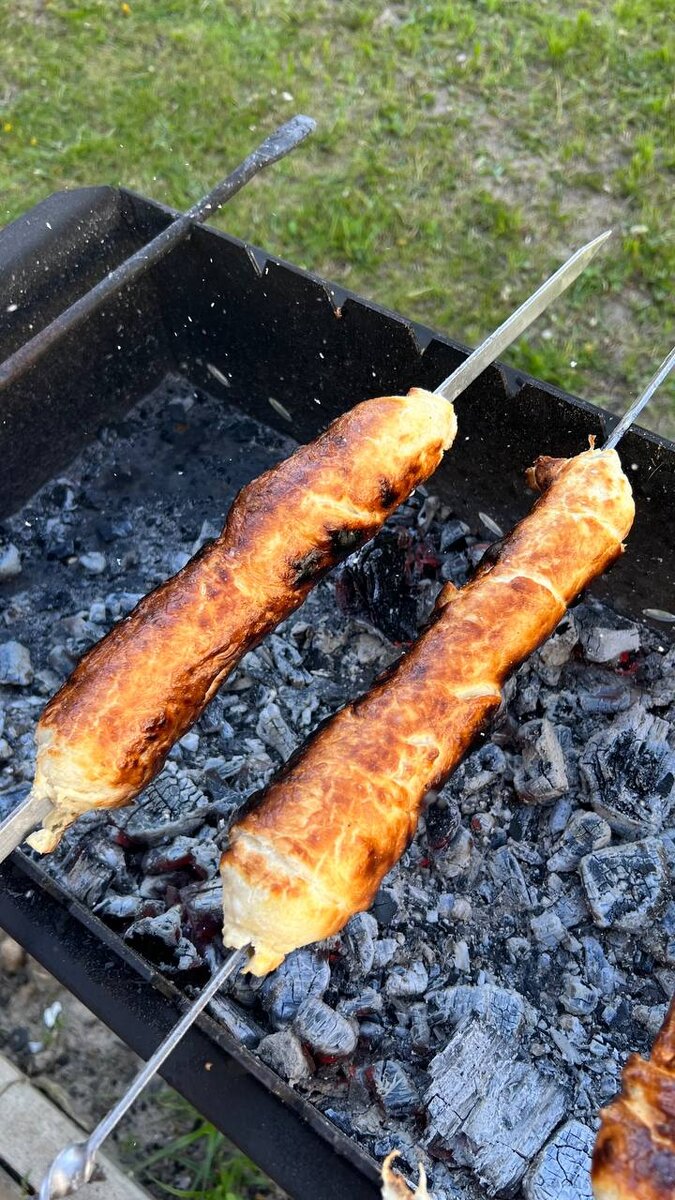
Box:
1;375;674;1198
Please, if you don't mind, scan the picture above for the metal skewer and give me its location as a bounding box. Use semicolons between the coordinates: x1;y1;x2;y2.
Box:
603;345;675;449
39;944;252;1200
434;229;612;401
0;228;614;865
0;114;316;393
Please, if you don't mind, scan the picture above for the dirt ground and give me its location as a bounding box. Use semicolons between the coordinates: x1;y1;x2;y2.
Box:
0;935;238;1197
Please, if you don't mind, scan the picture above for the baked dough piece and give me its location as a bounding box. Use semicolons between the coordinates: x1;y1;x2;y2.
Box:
221;449;634;974
592;999;675;1200
28;389;456;853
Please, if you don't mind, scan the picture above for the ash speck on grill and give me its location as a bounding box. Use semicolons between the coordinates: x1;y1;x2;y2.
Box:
1;377;674;1199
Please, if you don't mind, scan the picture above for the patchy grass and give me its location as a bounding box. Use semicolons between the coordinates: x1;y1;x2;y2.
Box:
1;1;673;433
122;1092;280;1199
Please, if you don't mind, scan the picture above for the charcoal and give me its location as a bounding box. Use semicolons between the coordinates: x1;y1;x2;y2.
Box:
514;719;568;805
336;528;428;643
257;1030;314;1083
523;1120;594;1200
94;893;155;922
582;937;616;998
427;985;528;1038
372;938;399;970
580;704;675;836
260;948;331;1028
268;634;311;686
345;912;379;974
426;1017;569;1194
576;601;640;664
535;614;578;675
547;810;612;873
0;641;33;686
182;880;224;948
126;905;182;948
61;853;115;906
359;1021;385;1050
338;988;383;1019
79;551;106;574
372;888;399;926
409;1003;431;1054
439;518;470;551
208;995;265;1049
425;800;462;851
256;701;296;760
448;744;506;797
105;591;144;620
560;974;599;1016
369;1060;420;1117
552;880;591;929
0;544;21;579
490;846;535;910
439;828;474;879
577;677;632;715
386;961;429;999
530;911;566;949
142;834;218;879
179;730;200;754
116;771;212;845
580;837;669;930
293;998;357;1059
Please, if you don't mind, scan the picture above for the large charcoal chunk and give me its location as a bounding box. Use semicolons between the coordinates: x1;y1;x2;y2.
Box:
547;811;612;873
426;1017;568;1196
576;601;640;664
580;837;669;930
580;704;675;836
523;1120;594;1200
260;948;331;1028
116;771;212;845
514;719;569;805
294;998;357;1059
370;1060;420;1117
257;1030;314;1083
427;984;528;1038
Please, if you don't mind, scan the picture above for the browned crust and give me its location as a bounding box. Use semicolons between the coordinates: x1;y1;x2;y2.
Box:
593;1000;675;1200
29;389;456;852
221;448;635;974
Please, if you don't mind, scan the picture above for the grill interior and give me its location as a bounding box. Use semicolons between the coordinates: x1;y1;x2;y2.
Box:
0;187;674;1200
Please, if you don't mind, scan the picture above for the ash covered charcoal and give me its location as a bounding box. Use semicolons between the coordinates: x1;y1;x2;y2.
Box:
580;703;675;836
426;1017;569;1195
257;1030;314;1083
114;770;213;845
256;700;297;760
142;833;219;879
385;962;429;999
426;985;530;1038
0;641;33;686
344;911;379;975
513;719;569;805
125;904;201;972
336;522;441;643
293;998;358;1060
576;599;640;664
260;948;331;1028
523;1119;594;1200
369;1060;420;1117
208;995;265;1049
546;810;612;873
580;837;670;930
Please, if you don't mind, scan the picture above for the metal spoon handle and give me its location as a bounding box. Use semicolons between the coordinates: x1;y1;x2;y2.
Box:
39;945;251;1198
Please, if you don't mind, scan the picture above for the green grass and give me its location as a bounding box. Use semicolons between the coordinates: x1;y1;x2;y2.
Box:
122;1093;277;1200
1;1;673;433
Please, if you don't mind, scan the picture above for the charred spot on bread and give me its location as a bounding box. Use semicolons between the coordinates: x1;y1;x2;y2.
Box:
328;527;366;556
379;478;399;508
290;547;328;587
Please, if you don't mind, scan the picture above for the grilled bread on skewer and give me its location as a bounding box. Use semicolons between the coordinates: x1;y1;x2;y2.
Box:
592;998;675;1200
220;447;635;975
27;390;456;854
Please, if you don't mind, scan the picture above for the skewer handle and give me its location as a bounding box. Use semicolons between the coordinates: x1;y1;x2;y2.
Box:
0;792;53;864
38;944;251;1199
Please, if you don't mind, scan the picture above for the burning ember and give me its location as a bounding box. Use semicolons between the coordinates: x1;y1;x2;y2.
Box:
1;376;674;1199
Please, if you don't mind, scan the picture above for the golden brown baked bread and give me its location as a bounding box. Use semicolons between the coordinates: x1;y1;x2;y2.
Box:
28;388;457;853
220;448;635;974
592;999;675;1199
